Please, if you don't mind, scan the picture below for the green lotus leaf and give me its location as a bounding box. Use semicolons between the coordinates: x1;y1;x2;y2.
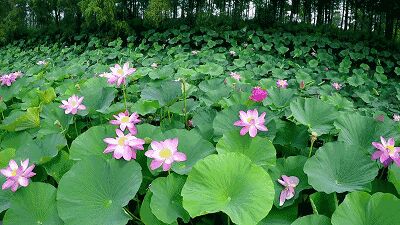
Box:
43;150;74;182
70;125;116;160
291;215;331;225
140;191;178;225
57;157;142;225
388;165;400;194
269;156;310;207
1;107;40;131
3;182;63;225
331;192;400;225
141;81;182;106
182;153;274;225
258;205;297;225
290;98;338;134
304;142;378;193
216;130;276;169
309;192;337;217
79;77;117;114
334;113;399;152
0;176;12;213
153;129;215;174
149;173;189;224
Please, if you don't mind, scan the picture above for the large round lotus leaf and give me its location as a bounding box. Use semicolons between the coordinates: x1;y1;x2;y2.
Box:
153;129;215;174
289;98;338;134
3;182;63;225
69;125;116;160
291;215;331;225
140;191;178;225
0;176;12;213
334;113;399;152
216;130;276;169
388;165;400;194
304;142;378;193
263;88;295;109
331;192;400;225
258;205;297;225
181;153;274;225
57;157;142;225
269;156;311;208
78;77;117;114
149;173;189;224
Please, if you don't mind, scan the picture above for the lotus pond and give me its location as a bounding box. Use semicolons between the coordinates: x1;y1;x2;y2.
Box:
0;27;400;225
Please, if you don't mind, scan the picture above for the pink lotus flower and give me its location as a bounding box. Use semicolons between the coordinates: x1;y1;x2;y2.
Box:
332;82;342;90
103;129;145;160
191;50;199;55
37;60;48;65
372;137;400;167
145;138;187;171
59;95;86;115
230;72;241;81
393;114;400;122
249;87;268;102
276;79;288;89
234;109;268;137
99;72;117;85
1;159;35;192
109;62;136;87
229;50;236;56
110;111;140;134
278;175;299;206
151;63;158;68
0;74;13;86
324;67;329;71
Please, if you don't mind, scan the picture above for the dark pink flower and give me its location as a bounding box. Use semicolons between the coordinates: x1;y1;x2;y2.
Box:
249;87;268;102
278;175;299;206
371;137;400;167
234;109;268;138
1;159;35;192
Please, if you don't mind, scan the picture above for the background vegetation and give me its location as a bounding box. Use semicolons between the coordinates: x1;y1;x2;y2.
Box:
0;0;399;45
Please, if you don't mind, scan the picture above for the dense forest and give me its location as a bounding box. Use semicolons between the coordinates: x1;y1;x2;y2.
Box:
0;0;399;44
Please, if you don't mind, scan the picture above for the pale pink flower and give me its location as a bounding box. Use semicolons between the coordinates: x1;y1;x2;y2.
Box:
109;62;136;87
1;159;35;192
276;79;288;89
230;72;241;81
151;63;158;68
393;114;400;122
332;82;342;90
249;87;268;102
191;50;199;55
103;129;145;160
234;109;268;138
229;50;236;56
99;72;118;85
37;60;48;65
145;138;187;171
278;175;299;206
59;95;86;115
372;137;400;167
110;111;140;134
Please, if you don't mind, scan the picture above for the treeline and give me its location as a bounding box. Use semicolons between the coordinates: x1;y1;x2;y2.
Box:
0;0;399;44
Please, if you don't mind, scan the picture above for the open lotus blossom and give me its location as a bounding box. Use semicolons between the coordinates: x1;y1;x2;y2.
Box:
276;79;288;89
332;82;342;90
249;87;268;102
104;129;145;160
229;50;236;56
110;111;140;134
393;114;400;122
372;137;400;167
191;50;199;55
234;109;268;138
145;138;187;171
230;72;241;81
59;95;86;115
1;159;35;192
151;63;158;68
109;62;136;87
0;71;22;87
278;175;299;206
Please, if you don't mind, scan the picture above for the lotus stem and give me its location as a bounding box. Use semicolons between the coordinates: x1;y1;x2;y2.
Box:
122;83;128;111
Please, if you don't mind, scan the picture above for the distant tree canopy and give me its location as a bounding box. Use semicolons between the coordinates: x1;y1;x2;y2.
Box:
0;0;399;43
